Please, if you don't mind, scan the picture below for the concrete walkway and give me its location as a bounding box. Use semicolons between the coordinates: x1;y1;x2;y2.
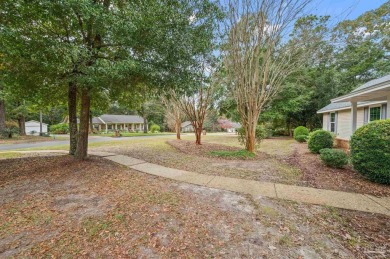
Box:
3;150;390;216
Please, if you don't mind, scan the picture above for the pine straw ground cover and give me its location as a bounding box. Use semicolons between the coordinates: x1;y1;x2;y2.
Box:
1;155;389;258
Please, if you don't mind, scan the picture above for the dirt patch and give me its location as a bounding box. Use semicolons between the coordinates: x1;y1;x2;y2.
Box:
290;143;390;197
1;155;389;257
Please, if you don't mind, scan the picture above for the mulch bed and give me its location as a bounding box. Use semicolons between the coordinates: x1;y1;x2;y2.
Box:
167;139;270;160
290;143;390;197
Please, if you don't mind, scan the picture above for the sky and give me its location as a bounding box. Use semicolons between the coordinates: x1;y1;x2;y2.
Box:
309;0;387;21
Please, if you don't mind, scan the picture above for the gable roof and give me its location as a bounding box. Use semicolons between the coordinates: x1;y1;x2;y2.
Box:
351;75;390;93
93;114;144;124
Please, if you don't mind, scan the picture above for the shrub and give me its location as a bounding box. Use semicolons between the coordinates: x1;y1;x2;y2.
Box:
150;124;160;133
295;135;307;143
350;119;390;184
237;125;267;148
294;126;309;142
49;123;69;134
0;121;19;138
319;148;349;168
307;130;333;153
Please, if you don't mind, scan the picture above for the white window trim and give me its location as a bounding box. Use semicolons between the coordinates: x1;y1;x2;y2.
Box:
330;112;336;133
369;105;381;122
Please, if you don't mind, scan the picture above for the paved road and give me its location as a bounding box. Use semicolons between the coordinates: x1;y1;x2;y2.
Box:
0;134;175;151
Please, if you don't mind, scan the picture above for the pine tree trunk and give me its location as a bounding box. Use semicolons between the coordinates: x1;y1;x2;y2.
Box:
0;98;5;131
18;116;26;136
68;82;78;155
175;119;181;140
75;88;90;160
143;117;148;133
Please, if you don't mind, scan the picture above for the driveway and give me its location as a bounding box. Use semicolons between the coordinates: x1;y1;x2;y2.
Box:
0;134;175;151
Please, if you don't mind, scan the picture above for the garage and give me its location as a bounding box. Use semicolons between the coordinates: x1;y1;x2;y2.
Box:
25;120;48;135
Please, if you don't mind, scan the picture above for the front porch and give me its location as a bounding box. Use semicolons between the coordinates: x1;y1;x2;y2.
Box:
94;123;145;133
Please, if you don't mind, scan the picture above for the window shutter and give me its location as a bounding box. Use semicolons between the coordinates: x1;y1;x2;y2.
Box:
327;113;330;130
335;112;338;134
363;107;369;124
382;104;387;120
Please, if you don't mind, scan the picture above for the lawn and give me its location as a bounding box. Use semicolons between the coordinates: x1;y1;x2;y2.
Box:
1;154;389;257
0;135;59;145
94;132;173;137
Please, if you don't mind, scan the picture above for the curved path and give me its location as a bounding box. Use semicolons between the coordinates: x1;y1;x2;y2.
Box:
4;150;390;216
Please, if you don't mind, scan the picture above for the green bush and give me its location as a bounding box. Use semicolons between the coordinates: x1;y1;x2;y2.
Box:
295;135;307;143
0;121;20;138
237;125;267;148
350;119;390;184
307;130;333;153
294;126;309;142
50;123;69;134
319;148;349;168
150;124;160;133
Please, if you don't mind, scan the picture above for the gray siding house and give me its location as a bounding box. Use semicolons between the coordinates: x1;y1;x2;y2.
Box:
92;114;146;133
317;75;390;145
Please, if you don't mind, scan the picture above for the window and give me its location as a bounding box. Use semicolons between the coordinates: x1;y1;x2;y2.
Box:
369;107;381;121
330;112;336;133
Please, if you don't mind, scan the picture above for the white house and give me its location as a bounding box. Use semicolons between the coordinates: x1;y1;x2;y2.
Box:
92;114;146;133
25;120;48;135
317;75;390;147
181;121;194;132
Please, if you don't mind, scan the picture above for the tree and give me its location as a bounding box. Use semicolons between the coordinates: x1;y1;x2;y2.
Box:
223;0;320;152
162;96;184;140
1;0;222;159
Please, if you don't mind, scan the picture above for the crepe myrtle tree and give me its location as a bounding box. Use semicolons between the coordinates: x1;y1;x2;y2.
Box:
223;0;318;152
162;96;184;140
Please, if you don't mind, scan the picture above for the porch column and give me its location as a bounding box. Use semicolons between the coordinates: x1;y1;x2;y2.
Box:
387;94;390;119
351;101;357;133
98;125;101;131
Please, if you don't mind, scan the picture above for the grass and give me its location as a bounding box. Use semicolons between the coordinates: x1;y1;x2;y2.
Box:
209;149;255;159
94;132;173;137
0;152;23;159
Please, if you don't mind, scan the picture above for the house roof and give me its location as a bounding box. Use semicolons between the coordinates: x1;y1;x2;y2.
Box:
92;114;144;124
318;74;390;113
351;74;390;93
25;120;48;126
181;121;192;127
317;100;387;113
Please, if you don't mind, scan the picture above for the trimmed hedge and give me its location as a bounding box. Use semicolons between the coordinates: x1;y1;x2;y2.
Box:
319;148;349;168
350;119;390;184
49;123;69;134
150;124;160;133
295;135;307;143
308;130;333;153
294;126;309;142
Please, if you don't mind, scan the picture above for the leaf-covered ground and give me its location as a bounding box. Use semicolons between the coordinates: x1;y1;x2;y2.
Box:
1;155;389;258
97;134;390;196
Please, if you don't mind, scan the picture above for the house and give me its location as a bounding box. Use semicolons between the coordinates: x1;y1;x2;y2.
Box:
25;120;48;135
317;75;390;147
218;119;241;133
181;121;194;132
92;114;146;133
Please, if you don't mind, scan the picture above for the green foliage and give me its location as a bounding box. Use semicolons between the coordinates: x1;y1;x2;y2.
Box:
237;125;267;148
209;149;255;159
319;148;349;168
294;126;309;140
350;120;390;184
295;135;307;143
308;130;333;153
0;121;19;138
150;124;161;133
50;123;69;134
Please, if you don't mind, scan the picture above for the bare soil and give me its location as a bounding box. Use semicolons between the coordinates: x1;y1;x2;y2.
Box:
1;155;389;258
